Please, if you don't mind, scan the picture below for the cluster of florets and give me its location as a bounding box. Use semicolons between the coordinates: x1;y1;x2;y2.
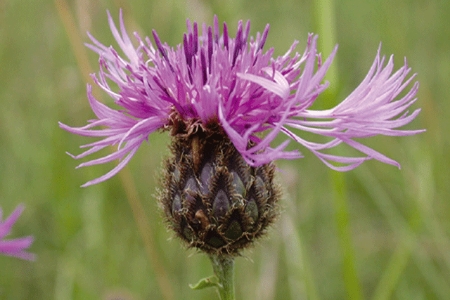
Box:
60;11;423;187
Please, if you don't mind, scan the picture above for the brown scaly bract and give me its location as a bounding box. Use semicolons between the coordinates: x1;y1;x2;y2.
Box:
159;120;280;255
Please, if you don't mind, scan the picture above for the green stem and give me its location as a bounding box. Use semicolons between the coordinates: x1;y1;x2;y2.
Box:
314;0;363;298
371;240;411;300
209;255;236;300
314;0;337;89
331;172;363;300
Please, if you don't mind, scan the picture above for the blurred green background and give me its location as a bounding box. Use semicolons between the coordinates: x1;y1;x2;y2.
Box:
0;0;448;299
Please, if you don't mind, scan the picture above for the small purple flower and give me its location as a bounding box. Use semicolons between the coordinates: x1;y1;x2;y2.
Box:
60;11;424;186
0;205;35;260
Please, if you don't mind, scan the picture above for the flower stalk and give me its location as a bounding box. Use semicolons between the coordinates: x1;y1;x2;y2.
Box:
209;255;236;300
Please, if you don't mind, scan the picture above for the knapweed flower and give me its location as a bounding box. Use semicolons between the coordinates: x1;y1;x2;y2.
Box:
60;11;423;254
0;205;35;260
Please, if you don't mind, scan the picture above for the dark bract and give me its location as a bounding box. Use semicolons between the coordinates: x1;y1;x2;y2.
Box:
159;122;280;255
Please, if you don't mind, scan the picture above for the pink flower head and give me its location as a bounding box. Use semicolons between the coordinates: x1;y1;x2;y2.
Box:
60;11;424;186
0;205;35;260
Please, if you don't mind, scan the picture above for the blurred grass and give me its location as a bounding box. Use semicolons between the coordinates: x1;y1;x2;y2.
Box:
0;0;448;299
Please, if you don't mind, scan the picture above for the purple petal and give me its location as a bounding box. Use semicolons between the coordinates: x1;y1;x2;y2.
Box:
0;205;35;261
61;12;424;185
